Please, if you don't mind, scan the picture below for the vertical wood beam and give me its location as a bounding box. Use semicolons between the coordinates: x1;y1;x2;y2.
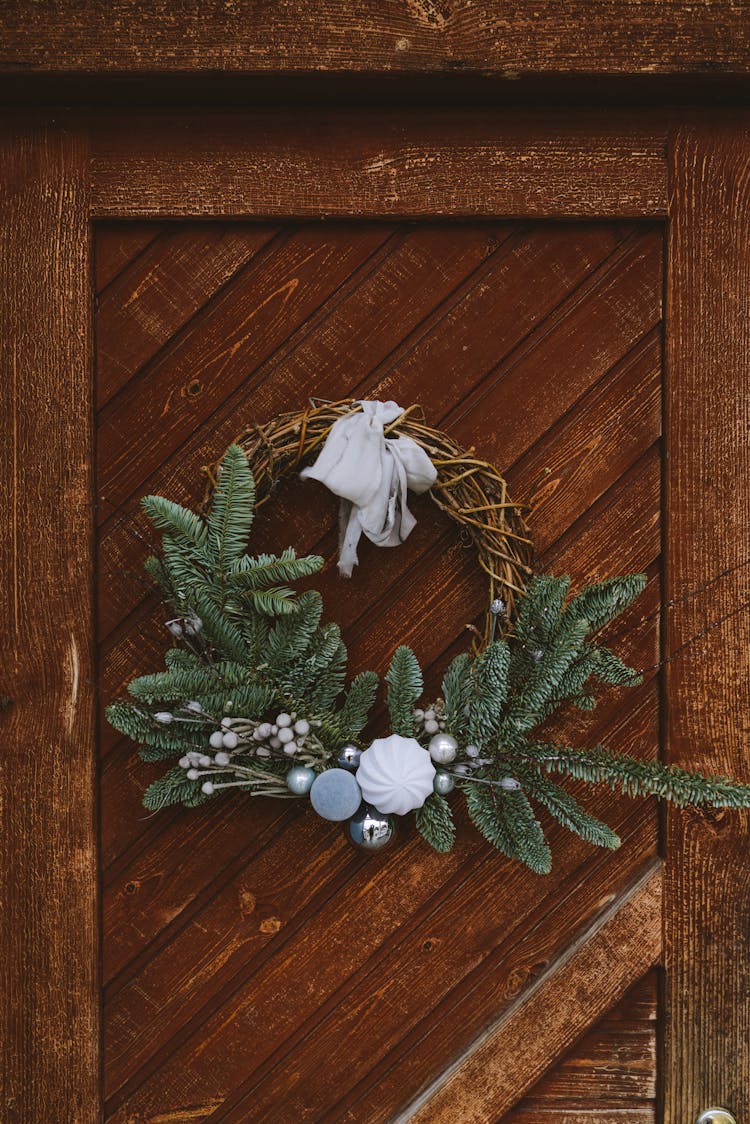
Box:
0;121;99;1120
665;118;750;1121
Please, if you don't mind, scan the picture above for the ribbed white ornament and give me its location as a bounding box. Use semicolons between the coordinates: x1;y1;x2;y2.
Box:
356;734;436;816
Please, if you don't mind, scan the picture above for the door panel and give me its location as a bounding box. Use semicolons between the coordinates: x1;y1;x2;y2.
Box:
96;218;663;1121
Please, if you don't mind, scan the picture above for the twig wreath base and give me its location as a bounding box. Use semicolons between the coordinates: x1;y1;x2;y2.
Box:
208;399;534;645
107;407;750;870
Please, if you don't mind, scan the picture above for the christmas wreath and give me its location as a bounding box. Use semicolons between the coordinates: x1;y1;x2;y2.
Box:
108;400;750;872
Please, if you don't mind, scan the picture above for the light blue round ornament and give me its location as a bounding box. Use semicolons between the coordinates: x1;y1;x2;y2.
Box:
309;768;362;822
286;765;316;795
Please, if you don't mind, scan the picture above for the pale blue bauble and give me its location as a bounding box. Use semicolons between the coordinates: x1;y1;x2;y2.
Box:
286;765;316;795
433;768;455;796
310;768;362;821
346;804;396;852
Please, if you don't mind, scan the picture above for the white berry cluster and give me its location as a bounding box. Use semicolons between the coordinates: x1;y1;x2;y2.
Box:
248;712;312;759
413;700;447;737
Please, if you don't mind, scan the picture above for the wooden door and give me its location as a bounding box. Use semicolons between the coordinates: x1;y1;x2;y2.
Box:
2;102;749;1123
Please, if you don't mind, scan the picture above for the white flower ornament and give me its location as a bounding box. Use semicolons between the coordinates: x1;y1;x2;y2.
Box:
356;733;436;816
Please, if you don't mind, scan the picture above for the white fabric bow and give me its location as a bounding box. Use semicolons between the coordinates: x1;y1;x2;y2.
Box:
300;401;437;577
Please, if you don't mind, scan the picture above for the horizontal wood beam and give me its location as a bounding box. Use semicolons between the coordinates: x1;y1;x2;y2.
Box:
90;111;668;218
0;2;749;78
401;864;662;1123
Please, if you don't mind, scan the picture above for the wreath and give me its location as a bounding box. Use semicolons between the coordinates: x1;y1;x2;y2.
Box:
108;400;750;871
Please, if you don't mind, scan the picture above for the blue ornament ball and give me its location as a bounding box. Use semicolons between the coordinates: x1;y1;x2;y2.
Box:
309;768;362;822
286;765;316;795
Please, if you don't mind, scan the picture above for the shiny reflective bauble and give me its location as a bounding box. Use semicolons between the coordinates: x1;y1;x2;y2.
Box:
337;742;362;771
309;768;362;821
696;1112;738;1124
346;804;397;852
428;732;458;765
433;769;455;796
285;765;316;795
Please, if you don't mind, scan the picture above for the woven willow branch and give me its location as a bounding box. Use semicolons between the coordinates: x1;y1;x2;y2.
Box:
206;400;533;645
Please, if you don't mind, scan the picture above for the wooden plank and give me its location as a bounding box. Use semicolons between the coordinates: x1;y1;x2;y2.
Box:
0;123;99;1120
402;867;662;1124
96;222;279;405
90;111;668;218
517;971;657;1106
0;3;748;77
664;119;750;1121
95;221;162;291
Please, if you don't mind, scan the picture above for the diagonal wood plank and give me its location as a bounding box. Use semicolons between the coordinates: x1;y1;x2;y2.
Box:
400;867;662;1124
96;223;279;404
95;222;163;292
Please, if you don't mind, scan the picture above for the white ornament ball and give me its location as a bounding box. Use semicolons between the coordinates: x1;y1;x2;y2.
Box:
428;733;458;765
198;754;213;767
154;711;173;724
214;751;231;766
221;716;234;728
178;755;191;769
294;718;310;736
269;735;282;749
209;730;225;749
256;722;272;739
424;719;440;735
499;776;522;791
356;734;436;816
201;781;215;795
187;768;200;780
276;713;292;728
283;742;299;757
278;727;295;744
222;730;239;750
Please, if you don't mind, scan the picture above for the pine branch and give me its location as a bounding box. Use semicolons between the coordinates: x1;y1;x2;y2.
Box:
228;548;323;589
206;444;255;568
386;646;423;736
442;652;472;737
517;766;621;849
143;766;214;810
465;782;551;874
467;639;510;748
338;671;379;739
415;794;456;853
141;495;207;553
527;741;750;809
566;573;647;633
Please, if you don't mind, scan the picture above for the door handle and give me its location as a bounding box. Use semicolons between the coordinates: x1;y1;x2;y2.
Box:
696;1111;737;1124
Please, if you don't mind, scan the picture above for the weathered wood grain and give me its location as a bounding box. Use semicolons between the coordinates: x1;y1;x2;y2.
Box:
403;867;662;1124
97;223;278;405
0;123;99;1121
0;3;748;77
95;222;161;291
498;970;658;1121
663;119;750;1121
90;112;668;218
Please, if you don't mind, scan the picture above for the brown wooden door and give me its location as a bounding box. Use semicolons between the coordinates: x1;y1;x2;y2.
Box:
2;103;749;1124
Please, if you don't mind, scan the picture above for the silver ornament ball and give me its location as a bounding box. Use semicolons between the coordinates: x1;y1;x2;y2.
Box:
346;803;397;853
433;768;455;796
285;765;316;795
337;742;362;771
429;732;458;765
489;598;506;616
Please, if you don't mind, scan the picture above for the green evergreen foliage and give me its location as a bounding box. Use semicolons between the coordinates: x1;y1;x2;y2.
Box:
106;444;379;810
465;783;551;874
415;793;456;853
107;445;750;867
386;646;423;736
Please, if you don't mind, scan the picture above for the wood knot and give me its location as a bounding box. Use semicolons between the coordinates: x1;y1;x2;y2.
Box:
259;916;283;934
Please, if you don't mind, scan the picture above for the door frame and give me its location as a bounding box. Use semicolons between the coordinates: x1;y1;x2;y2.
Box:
2;97;749;1121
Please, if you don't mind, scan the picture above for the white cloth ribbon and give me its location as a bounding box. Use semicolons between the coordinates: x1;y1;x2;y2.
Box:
300;401;437;577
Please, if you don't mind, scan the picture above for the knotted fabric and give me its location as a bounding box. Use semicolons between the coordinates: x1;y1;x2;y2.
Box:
300;401;437;576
